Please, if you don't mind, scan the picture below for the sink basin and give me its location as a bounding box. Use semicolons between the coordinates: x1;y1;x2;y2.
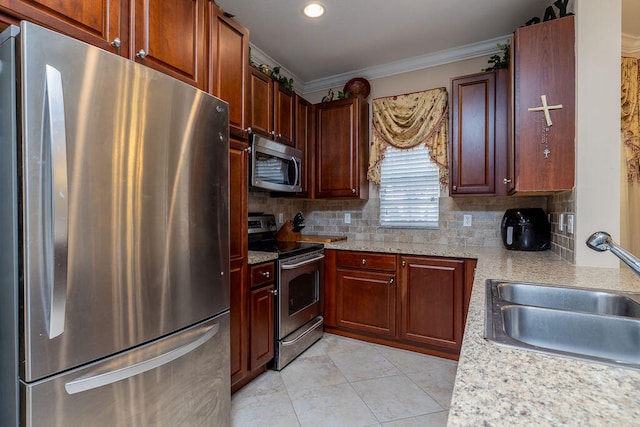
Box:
496;282;640;317
501;305;640;366
485;280;640;369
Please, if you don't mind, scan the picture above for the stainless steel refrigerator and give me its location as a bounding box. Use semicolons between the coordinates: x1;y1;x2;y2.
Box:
0;22;230;426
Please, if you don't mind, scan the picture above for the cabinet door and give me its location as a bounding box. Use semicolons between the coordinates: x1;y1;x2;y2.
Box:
294;95;312;196
132;0;207;89
273;84;294;145
336;268;396;336
450;70;509;196
209;4;248;139
230;257;247;386
0;0;125;54
315;97;368;199
399;257;464;350
229;139;248;261
250;284;274;370
514;15;575;192
248;67;273;136
229;138;248;388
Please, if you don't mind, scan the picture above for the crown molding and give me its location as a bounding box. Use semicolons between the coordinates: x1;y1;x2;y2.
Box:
300;34;511;94
249;43;304;92
622;32;640;55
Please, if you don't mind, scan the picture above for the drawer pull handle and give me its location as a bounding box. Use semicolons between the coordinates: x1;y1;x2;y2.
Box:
262;271;270;278
389;277;395;285
361;259;366;265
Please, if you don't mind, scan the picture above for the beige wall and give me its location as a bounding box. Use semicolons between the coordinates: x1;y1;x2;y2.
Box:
574;0;622;267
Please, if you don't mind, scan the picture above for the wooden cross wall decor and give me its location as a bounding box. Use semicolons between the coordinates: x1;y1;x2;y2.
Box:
527;94;563;126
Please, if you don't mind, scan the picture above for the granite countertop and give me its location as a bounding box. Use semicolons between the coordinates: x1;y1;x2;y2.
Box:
322;240;640;425
248;250;278;265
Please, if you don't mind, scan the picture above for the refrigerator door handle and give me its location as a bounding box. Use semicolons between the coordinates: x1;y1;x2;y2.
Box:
43;64;69;339
63;321;220;394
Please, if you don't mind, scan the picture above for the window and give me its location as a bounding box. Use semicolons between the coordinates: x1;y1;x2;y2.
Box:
379;144;440;228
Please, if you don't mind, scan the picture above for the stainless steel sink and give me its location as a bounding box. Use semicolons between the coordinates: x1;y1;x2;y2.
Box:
485;280;640;369
496;282;640;317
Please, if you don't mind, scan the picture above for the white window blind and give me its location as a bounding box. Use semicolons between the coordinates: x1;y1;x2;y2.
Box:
379;144;440;228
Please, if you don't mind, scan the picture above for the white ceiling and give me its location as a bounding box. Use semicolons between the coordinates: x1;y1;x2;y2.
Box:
215;0;639;92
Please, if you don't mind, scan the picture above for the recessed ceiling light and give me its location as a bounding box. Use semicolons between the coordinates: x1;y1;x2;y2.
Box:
304;2;324;18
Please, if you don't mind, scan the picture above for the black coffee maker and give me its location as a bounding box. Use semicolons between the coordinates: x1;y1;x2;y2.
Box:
501;208;551;251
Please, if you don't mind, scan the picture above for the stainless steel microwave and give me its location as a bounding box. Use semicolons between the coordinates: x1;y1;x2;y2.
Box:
250;133;302;193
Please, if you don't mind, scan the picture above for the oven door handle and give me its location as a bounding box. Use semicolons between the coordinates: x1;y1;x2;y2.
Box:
281;317;324;346
280;254;325;270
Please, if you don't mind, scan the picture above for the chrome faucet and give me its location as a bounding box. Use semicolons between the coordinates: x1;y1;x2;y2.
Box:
586;231;640;277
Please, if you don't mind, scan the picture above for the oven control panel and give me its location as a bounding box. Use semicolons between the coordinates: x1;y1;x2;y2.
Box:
248;214;277;234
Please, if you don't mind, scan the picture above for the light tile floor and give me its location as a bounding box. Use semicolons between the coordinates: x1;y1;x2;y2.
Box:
231;333;457;427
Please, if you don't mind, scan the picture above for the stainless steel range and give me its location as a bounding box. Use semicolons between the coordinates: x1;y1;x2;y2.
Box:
248;213;324;370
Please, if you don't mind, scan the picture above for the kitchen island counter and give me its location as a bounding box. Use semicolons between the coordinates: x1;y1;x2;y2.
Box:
322;240;640;425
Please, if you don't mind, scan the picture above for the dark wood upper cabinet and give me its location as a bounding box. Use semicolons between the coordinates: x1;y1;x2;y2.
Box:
247;66;294;145
209;5;248;139
247;67;273;137
315;97;369;199
513;15;575;192
450;69;509;196
131;0;207;89
0;0;126;54
294;94;313;197
273;83;294;145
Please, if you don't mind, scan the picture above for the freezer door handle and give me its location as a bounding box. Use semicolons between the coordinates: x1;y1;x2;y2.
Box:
43;64;69;339
63;321;220;394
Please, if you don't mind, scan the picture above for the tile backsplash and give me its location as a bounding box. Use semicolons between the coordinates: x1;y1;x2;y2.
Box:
548;190;576;263
249;190;550;249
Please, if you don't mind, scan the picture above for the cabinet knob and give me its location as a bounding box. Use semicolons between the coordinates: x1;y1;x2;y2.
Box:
503;178;512;185
111;38;121;48
270;289;278;295
361;258;366;265
452;185;457;191
262;271;270;278
136;49;147;59
246;127;252;134
351;188;356;194
278;133;282;138
270;131;276;136
402;260;406;267
389;277;395;285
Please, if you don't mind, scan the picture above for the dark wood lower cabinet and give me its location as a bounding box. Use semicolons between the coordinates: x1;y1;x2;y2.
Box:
325;250;475;359
399;256;464;350
230;257;247;386
249;284;274;370
232;261;275;393
336;269;396;337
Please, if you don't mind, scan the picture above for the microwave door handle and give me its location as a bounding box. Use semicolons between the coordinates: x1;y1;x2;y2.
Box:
292;156;300;187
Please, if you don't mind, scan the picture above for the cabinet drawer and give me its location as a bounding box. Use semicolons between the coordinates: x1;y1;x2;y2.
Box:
336;251;396;271
250;262;274;288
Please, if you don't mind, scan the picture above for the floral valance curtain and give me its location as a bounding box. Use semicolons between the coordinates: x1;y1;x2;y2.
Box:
621;57;640;183
367;87;449;185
